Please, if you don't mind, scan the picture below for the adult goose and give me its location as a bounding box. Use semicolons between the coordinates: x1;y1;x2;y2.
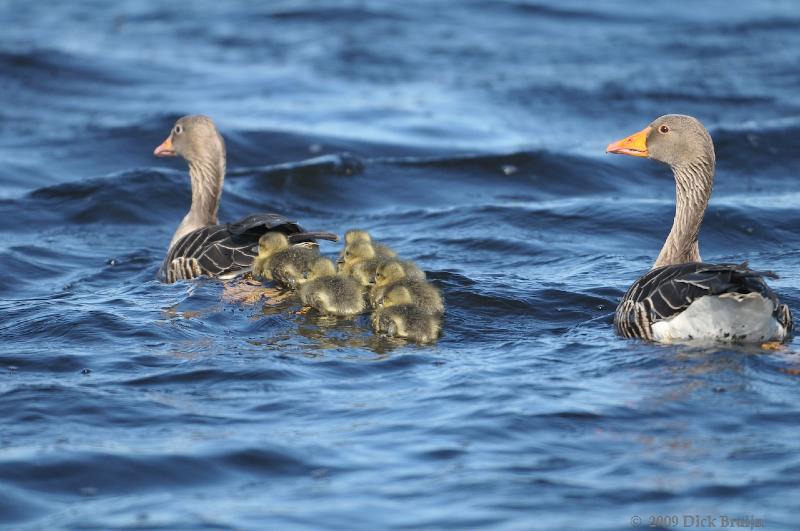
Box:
153;115;337;283
607;114;792;343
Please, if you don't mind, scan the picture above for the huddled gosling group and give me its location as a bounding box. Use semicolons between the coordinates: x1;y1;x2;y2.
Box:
252;229;443;343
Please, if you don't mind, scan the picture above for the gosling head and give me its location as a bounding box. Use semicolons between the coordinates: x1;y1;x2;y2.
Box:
258;232;289;256
375;260;407;286
307;257;336;281
382;286;413;307
606;114;714;169
341;242;376;265
344;230;372;246
154;115;226;165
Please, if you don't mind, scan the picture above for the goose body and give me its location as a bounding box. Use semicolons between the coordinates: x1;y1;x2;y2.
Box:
608;115;792;344
615;262;791;343
154;115;336;283
160;214;326;283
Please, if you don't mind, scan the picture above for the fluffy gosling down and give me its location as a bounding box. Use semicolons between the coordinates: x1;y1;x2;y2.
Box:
378;282;444;315
300;258;366;316
253;232;320;289
337;230;396;274
371;260;441;312
343;230;396;259
369;258;443;344
348;256;423;287
337;241;378;275
252;232;287;280
372;304;442;344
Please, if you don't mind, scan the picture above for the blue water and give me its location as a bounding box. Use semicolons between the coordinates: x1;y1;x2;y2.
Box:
2;1;800;529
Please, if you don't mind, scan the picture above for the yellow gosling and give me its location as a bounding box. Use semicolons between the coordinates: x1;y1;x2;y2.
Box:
376;281;444;315
370;259;427;306
337;241;376;274
300;258;366;316
339;230;396;265
269;246;322;289
253;232;290;280
371;304;442;344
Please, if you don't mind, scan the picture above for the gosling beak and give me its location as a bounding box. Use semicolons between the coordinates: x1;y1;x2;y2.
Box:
154;135;176;157
606;126;650;157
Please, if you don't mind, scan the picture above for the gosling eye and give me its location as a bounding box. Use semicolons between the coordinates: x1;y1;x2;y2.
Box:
174;124;183;135
658;124;669;134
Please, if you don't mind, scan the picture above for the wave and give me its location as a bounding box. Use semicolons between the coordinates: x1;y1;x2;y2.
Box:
0;49;131;88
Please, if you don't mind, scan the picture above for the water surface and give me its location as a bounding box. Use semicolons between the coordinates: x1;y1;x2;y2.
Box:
2;1;800;529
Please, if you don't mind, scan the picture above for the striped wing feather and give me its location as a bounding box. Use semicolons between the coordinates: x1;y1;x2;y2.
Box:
614;262;790;340
158;212;336;283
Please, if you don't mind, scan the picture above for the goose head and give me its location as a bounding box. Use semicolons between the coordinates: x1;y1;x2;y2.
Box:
154;115;226;164
307;257;336;281
374;260;407;286
606;114;714;168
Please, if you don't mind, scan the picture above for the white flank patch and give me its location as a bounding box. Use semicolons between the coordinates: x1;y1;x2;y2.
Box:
651;293;786;344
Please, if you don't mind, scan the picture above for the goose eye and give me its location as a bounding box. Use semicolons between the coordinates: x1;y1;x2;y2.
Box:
659;125;669;134
174;124;183;135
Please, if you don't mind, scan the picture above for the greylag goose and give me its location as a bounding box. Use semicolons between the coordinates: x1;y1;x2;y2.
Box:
153;115;337;283
607;114;792;343
299;258;366;316
372;305;442;344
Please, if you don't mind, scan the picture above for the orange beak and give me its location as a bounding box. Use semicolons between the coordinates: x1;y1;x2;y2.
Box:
606;126;650;157
153;135;176;157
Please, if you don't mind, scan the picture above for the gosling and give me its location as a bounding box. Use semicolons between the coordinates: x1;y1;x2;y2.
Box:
371;260;439;311
372;304;442;344
339;230;396;264
346;254;425;291
343;230;396;257
253;232;319;289
300;258;366;316
252;232;289;280
337;241;378;274
376;280;444;315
